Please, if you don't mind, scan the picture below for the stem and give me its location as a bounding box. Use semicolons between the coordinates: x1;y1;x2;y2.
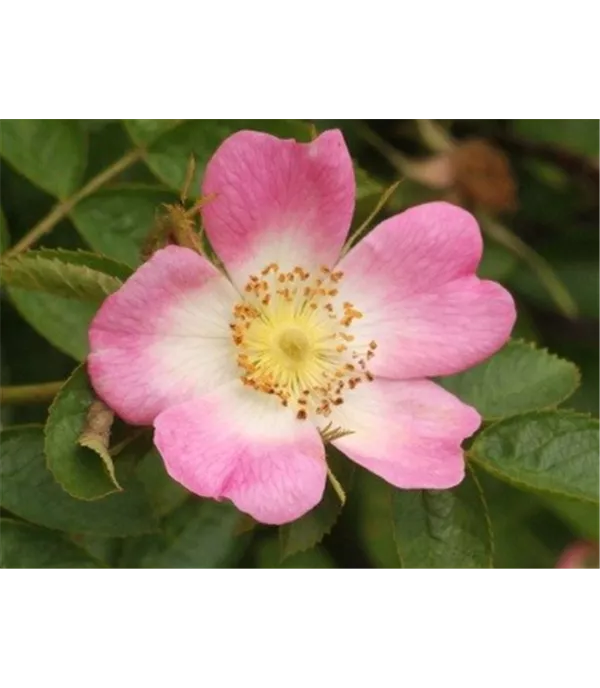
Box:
1;381;64;406
3;148;145;257
355;121;411;172
480;213;578;319
415;119;455;153
342;179;403;254
109;428;146;457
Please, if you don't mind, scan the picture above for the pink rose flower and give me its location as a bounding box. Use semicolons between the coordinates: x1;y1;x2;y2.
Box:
88;130;515;525
557;541;599;568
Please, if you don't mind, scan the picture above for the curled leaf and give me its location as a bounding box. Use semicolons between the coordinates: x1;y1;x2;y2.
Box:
78;399;120;490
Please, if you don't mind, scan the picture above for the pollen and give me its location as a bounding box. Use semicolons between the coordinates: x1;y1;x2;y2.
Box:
230;262;376;419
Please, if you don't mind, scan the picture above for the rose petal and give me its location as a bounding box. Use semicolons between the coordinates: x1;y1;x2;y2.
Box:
202;129;355;286
324;377;481;489
154;383;327;525
88;246;238;425
337;202;516;378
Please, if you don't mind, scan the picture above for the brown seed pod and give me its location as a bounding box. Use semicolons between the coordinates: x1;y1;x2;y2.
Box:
451;138;518;212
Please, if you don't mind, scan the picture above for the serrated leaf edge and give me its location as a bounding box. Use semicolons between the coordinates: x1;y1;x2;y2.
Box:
1;253;122;301
469;410;599;506
279;460;354;561
449;338;582;423
32;247;133;279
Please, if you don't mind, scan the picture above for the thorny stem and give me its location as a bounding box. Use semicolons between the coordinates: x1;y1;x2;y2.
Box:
3;148;146;257
0;381;64;406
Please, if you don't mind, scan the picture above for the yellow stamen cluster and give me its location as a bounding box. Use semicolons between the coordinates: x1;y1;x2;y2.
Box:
230;262;376;420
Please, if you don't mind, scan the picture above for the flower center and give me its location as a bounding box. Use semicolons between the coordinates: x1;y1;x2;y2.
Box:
277;328;311;363
230;263;376;420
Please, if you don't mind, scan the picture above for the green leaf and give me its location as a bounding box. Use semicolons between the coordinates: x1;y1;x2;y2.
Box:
135;448;189;517
541;494;599;541
45;365;120;499
127;120;311;197
124;119;183;145
0;120;87;198
0;519;102;568
79;120;117;133
568;350;599;416
8;288;96;360
0;207;9;254
255;536;335;568
440;340;580;421
392;468;493;568
279;448;354;560
0;426;158;536
70;186;177;266
514;120;599;158
470;411;599;504
74;534;122;566
1;251;123;302
356;471;400;568
84;119;156;187
33;248;133;279
119;498;246;568
6;249;129;362
476;471;561;569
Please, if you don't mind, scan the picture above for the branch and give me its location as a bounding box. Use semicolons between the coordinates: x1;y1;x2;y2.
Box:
3;148;145;257
1;381;64;406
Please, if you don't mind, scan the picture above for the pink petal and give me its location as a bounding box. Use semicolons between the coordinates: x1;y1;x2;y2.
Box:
201;129;355;286
327;377;481;489
556;542;599;568
88;246;239;425
337;202;516;378
153;384;327;525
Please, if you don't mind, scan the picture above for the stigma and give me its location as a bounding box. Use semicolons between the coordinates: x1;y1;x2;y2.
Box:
230;262;376;419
